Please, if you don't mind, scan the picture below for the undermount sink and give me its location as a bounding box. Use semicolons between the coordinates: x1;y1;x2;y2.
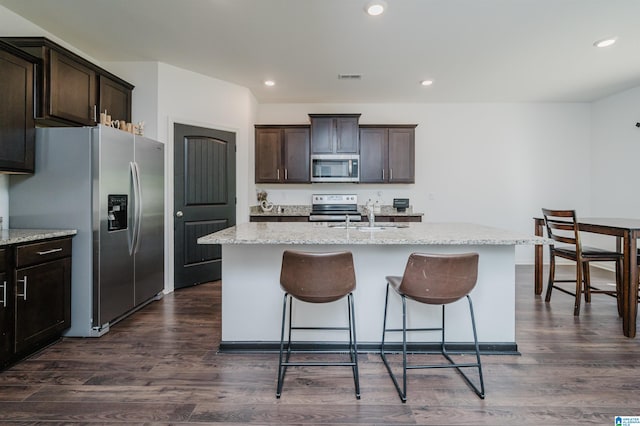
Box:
328;223;408;230
357;226;386;231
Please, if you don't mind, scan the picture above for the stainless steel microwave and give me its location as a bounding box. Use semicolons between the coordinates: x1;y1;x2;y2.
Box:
311;154;360;183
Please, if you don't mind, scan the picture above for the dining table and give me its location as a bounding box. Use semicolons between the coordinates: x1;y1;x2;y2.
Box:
534;217;640;338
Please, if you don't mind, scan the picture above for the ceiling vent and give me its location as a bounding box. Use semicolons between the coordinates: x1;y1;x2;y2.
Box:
338;74;362;80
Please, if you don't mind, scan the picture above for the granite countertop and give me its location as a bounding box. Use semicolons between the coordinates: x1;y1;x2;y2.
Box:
0;229;78;246
249;204;423;217
250;205;310;216
198;222;551;246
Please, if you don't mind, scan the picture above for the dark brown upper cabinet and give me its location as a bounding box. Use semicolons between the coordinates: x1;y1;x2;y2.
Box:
255;125;310;183
99;75;132;124
1;37;133;127
49;49;97;125
360;125;417;183
309;114;360;154
0;40;36;173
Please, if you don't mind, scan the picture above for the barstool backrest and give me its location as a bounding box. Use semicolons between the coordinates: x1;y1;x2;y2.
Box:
399;252;479;305
280;250;356;303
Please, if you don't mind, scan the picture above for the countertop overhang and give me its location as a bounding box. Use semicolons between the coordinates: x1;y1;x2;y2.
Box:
0;229;78;246
198;222;551;246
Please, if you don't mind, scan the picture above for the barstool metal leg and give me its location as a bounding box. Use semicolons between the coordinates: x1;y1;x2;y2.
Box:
276;293;290;398
348;293;361;399
276;292;360;399
439;297;485;398
380;283;408;402
381;290;485;402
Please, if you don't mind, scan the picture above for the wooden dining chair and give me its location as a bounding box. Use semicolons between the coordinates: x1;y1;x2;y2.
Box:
542;209;623;316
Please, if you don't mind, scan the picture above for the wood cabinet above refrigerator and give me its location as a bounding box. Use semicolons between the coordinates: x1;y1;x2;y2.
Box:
1;37;133;127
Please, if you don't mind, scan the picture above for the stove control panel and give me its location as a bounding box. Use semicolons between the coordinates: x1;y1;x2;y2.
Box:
312;194;358;205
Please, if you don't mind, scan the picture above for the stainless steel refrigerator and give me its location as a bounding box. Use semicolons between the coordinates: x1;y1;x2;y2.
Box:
9;125;165;337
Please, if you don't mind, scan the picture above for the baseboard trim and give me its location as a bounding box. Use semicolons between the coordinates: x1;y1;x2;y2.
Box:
218;341;519;355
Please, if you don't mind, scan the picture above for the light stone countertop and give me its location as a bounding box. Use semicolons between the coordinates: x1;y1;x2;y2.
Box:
0;229;78;246
198;222;551;246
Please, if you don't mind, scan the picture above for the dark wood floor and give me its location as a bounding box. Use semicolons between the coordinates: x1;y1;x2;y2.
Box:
1;266;639;425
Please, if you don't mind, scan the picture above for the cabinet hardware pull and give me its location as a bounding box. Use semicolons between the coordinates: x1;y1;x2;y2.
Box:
390;168;393;180
0;281;6;307
17;276;27;301
93;104;97;122
37;248;63;256
277;169;280;180
382;169;384;180
285;168;288;180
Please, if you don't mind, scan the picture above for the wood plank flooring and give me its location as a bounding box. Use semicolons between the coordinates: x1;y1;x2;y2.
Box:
1;265;639;424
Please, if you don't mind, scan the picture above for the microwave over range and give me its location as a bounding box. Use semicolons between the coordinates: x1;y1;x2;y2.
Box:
311;154;360;183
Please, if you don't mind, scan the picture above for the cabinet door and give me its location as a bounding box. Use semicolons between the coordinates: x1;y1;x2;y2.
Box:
14;258;71;354
388;128;415;183
310;116;334;154
255;128;282;182
336;116;359;153
99;75;132;123
49;49;97;125
359;127;386;183
0;247;11;364
0;48;35;173
283;127;310;182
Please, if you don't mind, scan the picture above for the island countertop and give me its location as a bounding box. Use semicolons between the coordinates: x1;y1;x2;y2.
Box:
198;221;550;246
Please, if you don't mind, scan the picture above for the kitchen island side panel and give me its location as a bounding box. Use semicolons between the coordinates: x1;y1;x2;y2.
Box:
220;243;515;345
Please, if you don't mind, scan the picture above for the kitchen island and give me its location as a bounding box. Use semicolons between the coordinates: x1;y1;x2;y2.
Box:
198;222;548;352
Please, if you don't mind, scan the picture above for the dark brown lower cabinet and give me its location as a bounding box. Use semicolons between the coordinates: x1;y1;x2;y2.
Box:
14;258;71;354
372;215;422;223
0;248;11;364
0;237;72;370
250;216;309;222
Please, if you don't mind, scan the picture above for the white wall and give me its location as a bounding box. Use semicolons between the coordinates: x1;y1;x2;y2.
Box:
585;86;640;253
256;103;592;263
591;86;640;217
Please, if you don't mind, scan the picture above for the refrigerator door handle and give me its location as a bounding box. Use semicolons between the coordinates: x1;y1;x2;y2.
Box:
129;162;141;255
132;161;143;254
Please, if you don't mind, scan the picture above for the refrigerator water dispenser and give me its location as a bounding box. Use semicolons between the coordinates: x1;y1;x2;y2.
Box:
108;194;128;231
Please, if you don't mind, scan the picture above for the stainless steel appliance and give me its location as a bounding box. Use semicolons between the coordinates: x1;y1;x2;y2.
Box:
9;125;165;337
309;194;362;222
311;154;360;182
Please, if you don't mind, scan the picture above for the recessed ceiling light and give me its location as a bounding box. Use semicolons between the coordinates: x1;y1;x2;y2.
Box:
365;0;387;16
420;80;434;87
593;37;617;48
264;80;276;87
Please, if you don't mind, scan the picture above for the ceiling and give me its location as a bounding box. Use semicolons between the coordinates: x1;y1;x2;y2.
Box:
2;0;640;104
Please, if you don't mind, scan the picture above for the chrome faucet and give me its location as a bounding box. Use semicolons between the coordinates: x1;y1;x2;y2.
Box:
367;207;375;226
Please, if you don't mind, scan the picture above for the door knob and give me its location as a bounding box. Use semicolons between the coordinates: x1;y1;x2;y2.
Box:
176;211;183;217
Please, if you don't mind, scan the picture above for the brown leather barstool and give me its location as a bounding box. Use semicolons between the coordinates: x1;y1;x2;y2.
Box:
380;252;484;402
276;250;360;399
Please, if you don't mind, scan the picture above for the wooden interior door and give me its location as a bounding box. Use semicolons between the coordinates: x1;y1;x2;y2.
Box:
173;123;236;289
